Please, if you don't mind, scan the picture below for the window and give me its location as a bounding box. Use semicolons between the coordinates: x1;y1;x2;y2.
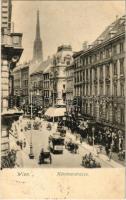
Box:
113;45;117;55
113;62;117;75
100;85;103;95
100;67;103;79
95;85;97;95
86;69;88;80
106;85;110;96
94;68;97;79
120;84;124;96
120;59;124;75
120;43;124;53
106;65;110;78
114;84;117;96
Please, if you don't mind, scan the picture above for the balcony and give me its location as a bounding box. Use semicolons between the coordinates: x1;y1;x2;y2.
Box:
99;78;103;84
2;32;22;48
113;75;118;82
1;32;23;65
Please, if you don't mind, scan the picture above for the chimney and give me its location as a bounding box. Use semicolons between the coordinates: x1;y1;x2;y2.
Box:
82;41;88;51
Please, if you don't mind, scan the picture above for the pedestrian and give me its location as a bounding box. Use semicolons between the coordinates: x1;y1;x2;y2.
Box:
20;141;23;150
23;139;26;148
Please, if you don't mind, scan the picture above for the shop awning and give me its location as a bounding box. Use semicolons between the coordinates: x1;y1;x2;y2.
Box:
45;107;66;117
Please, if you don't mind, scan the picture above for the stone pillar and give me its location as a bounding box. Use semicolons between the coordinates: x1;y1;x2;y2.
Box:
87;101;90;114
102;100;106;120
117;59;120;96
96;100;100;121
117;106;121;123
88;68;90;95
1;60;9;112
103;65;106;95
97;67;100;96
110;63;113;96
109;103;113;122
92;68;94;95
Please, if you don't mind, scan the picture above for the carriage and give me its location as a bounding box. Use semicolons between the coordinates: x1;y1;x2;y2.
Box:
82;153;101;168
65;141;79;154
38;149;52;164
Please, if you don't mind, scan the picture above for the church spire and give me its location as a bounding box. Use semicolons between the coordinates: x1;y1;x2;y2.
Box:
33;9;43;62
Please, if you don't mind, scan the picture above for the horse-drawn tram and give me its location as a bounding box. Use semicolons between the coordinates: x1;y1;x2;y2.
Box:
49;133;64;154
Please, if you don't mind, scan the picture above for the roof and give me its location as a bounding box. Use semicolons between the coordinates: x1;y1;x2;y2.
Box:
93;15;125;46
74;15;125;58
30;58;52;76
13;62;29;72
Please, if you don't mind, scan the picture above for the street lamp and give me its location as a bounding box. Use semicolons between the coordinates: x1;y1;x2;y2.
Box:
92;126;95;151
29;89;34;159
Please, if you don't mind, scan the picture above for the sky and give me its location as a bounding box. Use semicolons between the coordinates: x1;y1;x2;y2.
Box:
12;1;125;63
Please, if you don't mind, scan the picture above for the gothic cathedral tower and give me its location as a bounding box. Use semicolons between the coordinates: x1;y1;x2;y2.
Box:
33;10;43;62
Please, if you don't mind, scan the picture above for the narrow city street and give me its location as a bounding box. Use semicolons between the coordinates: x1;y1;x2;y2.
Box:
15;118;123;168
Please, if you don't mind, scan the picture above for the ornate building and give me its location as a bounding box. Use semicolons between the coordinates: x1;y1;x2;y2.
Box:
73;16;125;131
33;10;43;62
1;0;23;158
50;45;73;105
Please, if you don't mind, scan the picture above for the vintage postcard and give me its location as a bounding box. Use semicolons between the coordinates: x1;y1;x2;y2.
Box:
0;0;125;199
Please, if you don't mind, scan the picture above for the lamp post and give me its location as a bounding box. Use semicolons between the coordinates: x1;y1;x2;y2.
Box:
29;89;34;159
92;126;95;151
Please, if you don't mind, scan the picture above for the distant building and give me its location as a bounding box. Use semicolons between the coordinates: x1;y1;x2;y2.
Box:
73;15;125;131
30;57;52;107
50;45;73;105
13;63;29;108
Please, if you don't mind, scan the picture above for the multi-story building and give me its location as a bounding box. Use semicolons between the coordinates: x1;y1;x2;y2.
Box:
1;0;23;159
50;45;73;105
30;58;52;107
73;15;125;132
13;63;29;108
66;62;74;113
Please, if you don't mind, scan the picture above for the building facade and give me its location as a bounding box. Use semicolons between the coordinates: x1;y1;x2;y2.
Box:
1;0;23;158
74;16;125;131
50;45;73;105
13;63;29;108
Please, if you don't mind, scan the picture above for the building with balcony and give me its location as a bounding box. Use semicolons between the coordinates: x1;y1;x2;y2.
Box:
50;45;73;105
1;0;23;160
73;15;125;132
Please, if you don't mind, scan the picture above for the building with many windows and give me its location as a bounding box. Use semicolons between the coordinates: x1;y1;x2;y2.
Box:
13;63;29;108
1;0;23;159
73;15;125;131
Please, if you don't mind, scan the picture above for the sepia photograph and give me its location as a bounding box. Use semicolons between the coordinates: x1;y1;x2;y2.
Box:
1;0;125;170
